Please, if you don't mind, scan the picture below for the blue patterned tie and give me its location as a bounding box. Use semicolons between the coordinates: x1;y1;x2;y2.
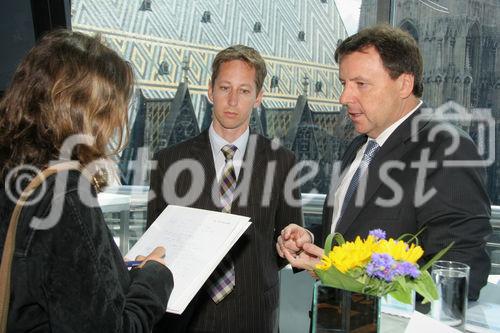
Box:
206;144;237;303
340;140;380;216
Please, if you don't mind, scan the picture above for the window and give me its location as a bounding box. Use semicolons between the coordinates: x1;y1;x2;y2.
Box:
298;31;305;41
392;0;500;274
270;75;279;89
253;22;262;33
315;81;323;93
158;61;169;75
392;0;499;205
139;0;151;11
70;1;499;263
201;10;211;23
71;0;362;236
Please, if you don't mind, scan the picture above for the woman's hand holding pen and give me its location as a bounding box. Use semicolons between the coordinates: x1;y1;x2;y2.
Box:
125;246;166;268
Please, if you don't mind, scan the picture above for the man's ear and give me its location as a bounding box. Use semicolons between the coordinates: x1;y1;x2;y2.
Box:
253;89;264;108
399;73;415;99
208;80;214;103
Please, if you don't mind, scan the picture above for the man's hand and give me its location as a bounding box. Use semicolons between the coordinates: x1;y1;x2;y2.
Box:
282;242;324;273
276;223;313;258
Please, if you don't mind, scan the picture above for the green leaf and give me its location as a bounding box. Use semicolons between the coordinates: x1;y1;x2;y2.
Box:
397;233;415;242
315;265;364;293
397;227;427;245
349;267;365;279
363;278;380;295
389;289;413;304
421;241;455;271
323;234;334;256
394;276;410;294
323;233;346;256
411;271;438;303
331;233;345;246
356;274;369;285
420;271;438;299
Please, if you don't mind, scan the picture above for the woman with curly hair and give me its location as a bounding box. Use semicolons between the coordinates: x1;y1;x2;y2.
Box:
0;30;173;332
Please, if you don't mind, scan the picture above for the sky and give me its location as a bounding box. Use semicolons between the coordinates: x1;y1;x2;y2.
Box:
334;0;362;35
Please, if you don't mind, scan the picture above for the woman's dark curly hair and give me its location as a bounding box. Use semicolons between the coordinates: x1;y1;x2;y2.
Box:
0;29;133;186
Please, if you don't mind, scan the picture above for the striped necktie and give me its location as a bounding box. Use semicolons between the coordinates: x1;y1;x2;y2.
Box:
340;140;380;216
206;144;237;303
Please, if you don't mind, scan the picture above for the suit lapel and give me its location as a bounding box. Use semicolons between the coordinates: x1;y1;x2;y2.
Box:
190;130;218;211
237;133;265;185
232;133;265;213
335;107;430;234
322;135;366;237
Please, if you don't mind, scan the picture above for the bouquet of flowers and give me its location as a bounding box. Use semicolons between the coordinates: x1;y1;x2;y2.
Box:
315;229;453;304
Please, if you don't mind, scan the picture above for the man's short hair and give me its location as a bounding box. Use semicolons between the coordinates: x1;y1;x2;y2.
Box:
335;24;423;97
211;44;267;92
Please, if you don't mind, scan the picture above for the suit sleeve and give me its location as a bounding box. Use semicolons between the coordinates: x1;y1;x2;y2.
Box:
318;194;333;247
275;151;304;268
416;134;492;301
147;151;167;228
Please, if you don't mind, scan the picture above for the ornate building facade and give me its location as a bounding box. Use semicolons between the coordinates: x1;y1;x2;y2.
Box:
72;0;356;191
71;0;348;115
360;0;499;112
360;0;500;202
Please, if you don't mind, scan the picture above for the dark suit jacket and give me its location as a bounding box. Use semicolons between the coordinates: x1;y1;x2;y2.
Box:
321;108;492;300
148;130;303;333
0;171;173;332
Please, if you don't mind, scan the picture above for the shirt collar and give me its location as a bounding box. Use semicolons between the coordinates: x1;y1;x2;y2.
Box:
208;123;249;157
374;100;423;147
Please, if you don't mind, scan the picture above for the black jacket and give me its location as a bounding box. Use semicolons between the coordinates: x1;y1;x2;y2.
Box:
322;109;492;300
0;170;173;332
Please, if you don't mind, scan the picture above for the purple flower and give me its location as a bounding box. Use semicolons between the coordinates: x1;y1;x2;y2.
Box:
366;253;395;282
394;261;421;279
369;229;386;240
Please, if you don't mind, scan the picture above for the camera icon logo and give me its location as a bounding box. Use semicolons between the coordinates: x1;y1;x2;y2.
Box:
411;101;495;167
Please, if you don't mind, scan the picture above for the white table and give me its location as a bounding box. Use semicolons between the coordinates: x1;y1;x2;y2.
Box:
98;192;131;253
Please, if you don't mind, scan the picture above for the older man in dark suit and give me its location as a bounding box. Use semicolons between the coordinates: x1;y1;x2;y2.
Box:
148;45;304;332
277;25;492;301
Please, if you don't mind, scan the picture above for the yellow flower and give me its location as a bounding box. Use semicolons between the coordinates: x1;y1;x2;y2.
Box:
325;236;377;273
316;234;424;274
316;255;332;271
375;238;424;264
404;244;424;264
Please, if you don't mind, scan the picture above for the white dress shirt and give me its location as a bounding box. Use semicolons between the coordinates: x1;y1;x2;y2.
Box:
330;100;423;233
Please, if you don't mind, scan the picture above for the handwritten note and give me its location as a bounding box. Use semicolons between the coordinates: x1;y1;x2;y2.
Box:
126;205;251;314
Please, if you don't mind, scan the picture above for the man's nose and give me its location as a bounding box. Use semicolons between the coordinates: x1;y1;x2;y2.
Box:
228;90;238;106
339;84;352;106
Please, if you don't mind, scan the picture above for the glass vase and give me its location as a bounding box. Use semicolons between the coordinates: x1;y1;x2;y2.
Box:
311;281;381;333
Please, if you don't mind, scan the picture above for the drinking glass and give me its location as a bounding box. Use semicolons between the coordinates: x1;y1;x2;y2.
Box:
430;260;470;332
